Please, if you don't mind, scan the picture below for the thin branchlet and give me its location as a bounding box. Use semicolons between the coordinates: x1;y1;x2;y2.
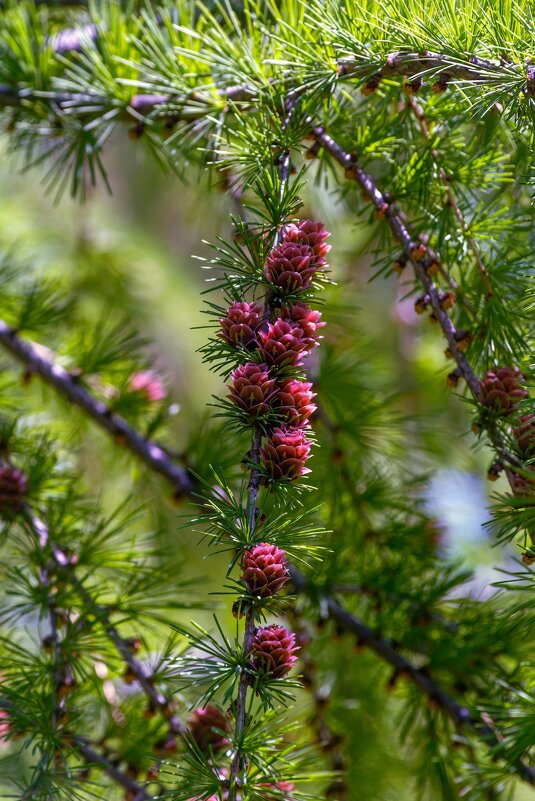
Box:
309;125;521;486
0;319;195;498
22;505;186;739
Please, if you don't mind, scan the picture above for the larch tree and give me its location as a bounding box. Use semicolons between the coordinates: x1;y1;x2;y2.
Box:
0;2;534;801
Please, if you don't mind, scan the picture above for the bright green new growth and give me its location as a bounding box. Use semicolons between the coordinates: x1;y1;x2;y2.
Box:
0;1;533;800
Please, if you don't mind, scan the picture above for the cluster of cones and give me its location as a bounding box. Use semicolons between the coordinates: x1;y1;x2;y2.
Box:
193;220;331;799
479;367;534;499
222;220;330;676
221;220;329;480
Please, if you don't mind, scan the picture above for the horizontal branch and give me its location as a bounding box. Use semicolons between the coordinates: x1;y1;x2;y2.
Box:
337;51;504;83
0;319;195;498
39;13;523;87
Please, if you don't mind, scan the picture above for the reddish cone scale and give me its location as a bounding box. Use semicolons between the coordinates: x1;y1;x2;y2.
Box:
264;233;325;293
187;705;230;753
219;301;263;348
228;362;277;417
479;367;527;415
258;319;309;368
251;624;299;678
515;414;535;456
0;466;28;514
279;301;324;351
242;543;290;597
277;379;316;426
261;425;312;479
283;219;331;260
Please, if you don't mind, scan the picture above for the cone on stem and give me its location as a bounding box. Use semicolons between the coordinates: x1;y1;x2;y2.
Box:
228;362;277;417
257;320;309;368
242;543;290;597
479;367;527;415
219;301;263;348
187;705;230;753
277;379;316;427
279;302;324;351
0;466;28;515
261;425;312;479
251;624;299;678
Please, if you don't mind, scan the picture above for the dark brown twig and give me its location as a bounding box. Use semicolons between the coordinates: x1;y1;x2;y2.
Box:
72;737;151;800
309;126;519;481
338;51;504;83
0;320;195;498
289;568;535;786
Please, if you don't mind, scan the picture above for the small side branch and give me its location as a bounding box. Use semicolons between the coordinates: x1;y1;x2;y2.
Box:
0;319;195;498
72;737;151;800
22;508;186;738
338;51;501;83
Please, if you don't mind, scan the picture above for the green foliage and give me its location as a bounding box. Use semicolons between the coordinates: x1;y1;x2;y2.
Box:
0;1;533;800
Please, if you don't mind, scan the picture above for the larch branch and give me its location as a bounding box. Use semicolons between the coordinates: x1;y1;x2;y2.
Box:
309;125;520;480
289;567;535;787
0;319;195;498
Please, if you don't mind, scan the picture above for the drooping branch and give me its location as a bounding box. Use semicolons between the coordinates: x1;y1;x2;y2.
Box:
0;319;195;498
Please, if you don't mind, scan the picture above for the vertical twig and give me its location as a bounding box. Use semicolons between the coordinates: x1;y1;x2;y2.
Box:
228;125;293;801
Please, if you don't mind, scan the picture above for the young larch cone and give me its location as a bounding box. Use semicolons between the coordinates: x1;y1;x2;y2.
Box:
219;301;263;348
479;367;527;415
242;543;290;597
264;242;322;294
515;413;535;456
0;466;28;514
284;219;331;260
258;319;309;368
228;362;277;417
187;705;230;752
279;302;324;351
128;371;166;402
251;625;299;678
277;379;316;426
261;425;312;479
